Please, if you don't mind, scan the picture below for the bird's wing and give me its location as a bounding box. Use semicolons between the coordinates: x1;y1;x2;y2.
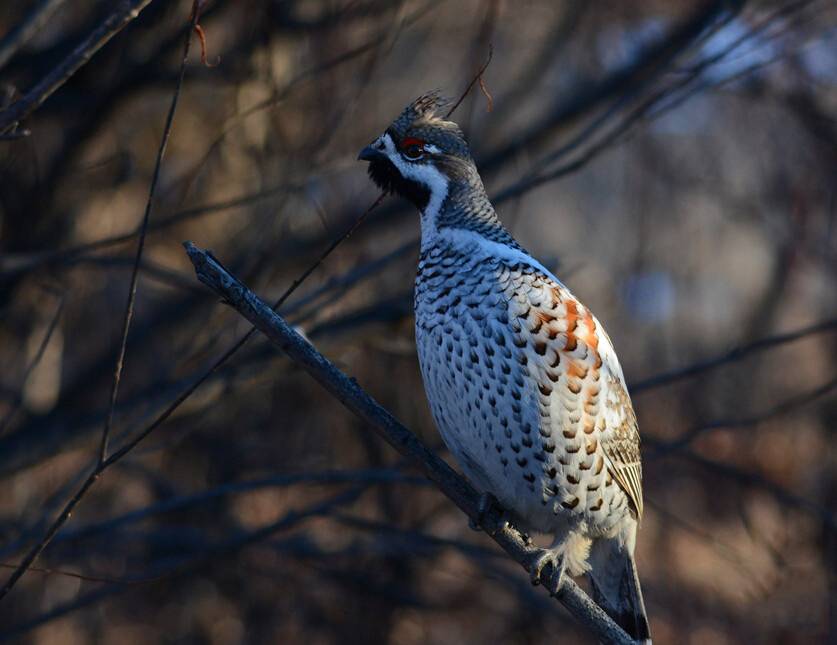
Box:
502;262;644;519
597;359;644;519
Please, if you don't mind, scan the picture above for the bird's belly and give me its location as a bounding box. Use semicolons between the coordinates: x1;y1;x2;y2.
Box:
416;325;551;527
414;314;585;535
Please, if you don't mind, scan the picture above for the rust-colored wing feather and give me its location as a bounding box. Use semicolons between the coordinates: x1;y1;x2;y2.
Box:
505;266;644;520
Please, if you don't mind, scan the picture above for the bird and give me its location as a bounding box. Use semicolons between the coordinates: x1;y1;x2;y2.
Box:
357;93;650;641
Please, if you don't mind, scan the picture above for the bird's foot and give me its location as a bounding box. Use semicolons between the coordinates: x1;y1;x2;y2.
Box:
468;492;504;535
527;549;566;596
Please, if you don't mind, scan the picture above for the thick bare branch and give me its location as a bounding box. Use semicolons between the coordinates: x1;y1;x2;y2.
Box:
183;242;635;645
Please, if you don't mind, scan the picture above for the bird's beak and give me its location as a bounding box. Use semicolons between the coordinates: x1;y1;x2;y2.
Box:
357;145;385;162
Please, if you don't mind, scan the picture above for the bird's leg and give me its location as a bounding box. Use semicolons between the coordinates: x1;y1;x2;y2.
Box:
468;491;504;535
527;548;566;596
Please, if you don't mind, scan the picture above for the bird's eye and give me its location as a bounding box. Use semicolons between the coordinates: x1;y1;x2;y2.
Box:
400;137;425;161
404;144;423;160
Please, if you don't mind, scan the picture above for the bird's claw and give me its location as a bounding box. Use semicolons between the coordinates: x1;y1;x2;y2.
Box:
527;550;566;596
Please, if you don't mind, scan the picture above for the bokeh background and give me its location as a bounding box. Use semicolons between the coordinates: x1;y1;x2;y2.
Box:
1;0;836;643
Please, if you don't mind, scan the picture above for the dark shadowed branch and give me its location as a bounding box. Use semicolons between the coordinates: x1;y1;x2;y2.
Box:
0;485;369;641
479;0;743;173
0;0;158;134
632;317;837;393
0;0;70;70
183;242;634;645
650;373;837;455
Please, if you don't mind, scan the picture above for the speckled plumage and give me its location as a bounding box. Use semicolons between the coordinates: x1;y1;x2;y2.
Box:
359;94;650;641
415;241;641;536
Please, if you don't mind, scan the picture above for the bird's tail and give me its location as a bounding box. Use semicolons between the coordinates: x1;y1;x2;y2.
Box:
587;525;651;643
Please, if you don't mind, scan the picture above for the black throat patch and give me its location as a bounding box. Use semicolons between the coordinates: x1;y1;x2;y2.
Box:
367;158;430;211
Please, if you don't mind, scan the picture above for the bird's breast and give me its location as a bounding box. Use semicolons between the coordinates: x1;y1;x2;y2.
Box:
412;242;634;537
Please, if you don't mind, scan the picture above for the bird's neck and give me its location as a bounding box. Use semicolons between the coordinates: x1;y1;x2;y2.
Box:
420;168;515;247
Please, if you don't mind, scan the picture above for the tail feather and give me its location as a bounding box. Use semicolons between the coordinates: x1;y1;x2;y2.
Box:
588;531;651;643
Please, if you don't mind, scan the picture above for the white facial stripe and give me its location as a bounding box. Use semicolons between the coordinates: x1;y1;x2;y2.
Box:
380;132;396;151
381;133;448;240
424;143;441;154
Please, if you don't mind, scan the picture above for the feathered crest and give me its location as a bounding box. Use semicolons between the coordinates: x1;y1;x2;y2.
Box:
388;91;469;158
390;91;451;137
411;90;449;117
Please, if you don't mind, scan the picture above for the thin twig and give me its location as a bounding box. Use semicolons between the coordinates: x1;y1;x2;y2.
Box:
0;563;132;586
445;44;493;119
99;0;202;465
183;242;634;645
0;128;30;140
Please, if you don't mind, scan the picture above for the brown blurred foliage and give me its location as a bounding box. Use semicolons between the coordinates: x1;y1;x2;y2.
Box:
0;0;836;643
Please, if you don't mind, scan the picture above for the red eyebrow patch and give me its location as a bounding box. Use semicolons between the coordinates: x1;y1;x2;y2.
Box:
400;137;425;149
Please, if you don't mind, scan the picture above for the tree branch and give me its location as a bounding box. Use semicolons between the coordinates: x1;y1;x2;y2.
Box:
0;0;70;71
0;0;157;134
99;0;201;466
182;242;635;645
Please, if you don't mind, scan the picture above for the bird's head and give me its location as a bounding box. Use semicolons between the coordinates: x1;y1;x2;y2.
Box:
357;92;475;212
